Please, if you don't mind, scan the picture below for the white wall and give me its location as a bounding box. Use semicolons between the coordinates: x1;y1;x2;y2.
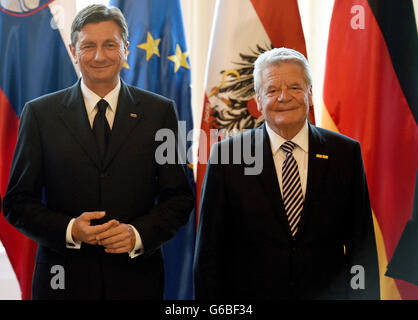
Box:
0;243;20;299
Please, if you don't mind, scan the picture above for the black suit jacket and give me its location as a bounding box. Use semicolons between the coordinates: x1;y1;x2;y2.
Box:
385;171;418;285
194;123;380;299
4;80;194;299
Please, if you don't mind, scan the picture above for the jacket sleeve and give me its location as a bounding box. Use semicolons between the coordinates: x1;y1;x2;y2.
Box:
193;142;229;299
345;141;381;299
385;171;418;285
130;100;194;254
3;103;72;254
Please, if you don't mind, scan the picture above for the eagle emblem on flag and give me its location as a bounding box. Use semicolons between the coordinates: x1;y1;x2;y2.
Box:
207;44;273;135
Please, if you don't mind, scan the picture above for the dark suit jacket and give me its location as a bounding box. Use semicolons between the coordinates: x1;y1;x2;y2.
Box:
385;171;418;285
4;80;194;299
194;123;380;300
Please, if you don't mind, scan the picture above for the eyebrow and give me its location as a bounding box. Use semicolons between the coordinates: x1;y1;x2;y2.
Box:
266;85;278;91
80;37;119;44
80;40;95;45
79;40;119;49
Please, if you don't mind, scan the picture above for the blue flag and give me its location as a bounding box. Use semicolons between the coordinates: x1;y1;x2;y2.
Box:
109;0;196;299
0;0;77;299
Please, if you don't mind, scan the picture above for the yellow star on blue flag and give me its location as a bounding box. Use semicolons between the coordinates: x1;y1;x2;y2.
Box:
168;44;189;72
137;32;160;61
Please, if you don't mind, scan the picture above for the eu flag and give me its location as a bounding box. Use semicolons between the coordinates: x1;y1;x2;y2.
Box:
0;0;77;299
109;0;195;299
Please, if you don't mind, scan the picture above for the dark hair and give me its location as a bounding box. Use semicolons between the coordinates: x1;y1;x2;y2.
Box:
70;4;129;47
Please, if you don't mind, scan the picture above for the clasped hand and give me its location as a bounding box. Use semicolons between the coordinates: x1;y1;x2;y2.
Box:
71;211;135;254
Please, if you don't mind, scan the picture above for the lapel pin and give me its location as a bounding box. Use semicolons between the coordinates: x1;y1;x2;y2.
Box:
130;113;138;118
316;154;329;159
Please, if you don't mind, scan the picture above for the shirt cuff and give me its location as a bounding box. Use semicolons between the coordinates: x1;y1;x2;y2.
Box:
128;224;144;258
66;218;81;249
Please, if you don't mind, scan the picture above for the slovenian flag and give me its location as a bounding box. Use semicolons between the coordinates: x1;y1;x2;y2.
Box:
0;0;77;299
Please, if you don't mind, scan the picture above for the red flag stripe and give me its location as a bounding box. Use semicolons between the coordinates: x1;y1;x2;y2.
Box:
0;89;18;181
250;0;307;57
0;88;37;300
196;92;219;227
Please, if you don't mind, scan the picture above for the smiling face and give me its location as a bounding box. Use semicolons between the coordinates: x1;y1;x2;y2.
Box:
256;62;312;139
69;20;128;91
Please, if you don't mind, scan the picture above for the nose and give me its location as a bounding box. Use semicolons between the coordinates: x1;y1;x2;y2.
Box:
94;47;106;61
277;88;291;102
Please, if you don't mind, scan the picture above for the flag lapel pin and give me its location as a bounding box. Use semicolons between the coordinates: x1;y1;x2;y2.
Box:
316;154;329;159
130;113;138;118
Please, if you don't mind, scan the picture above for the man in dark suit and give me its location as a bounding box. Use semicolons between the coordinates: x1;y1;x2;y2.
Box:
3;4;193;299
194;47;380;299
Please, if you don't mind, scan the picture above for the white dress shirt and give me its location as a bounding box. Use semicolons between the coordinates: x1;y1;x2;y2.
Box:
81;78;119;129
65;79;144;258
265;121;309;200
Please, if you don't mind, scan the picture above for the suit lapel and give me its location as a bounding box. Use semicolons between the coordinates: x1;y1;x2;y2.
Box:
103;80;142;169
58;80;102;169
294;123;329;240
256;124;293;238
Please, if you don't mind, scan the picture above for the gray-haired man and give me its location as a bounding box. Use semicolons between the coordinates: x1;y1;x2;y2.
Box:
194;47;380;300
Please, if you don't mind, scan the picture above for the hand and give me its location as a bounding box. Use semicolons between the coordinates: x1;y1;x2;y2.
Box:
96;223;136;254
71;211;119;245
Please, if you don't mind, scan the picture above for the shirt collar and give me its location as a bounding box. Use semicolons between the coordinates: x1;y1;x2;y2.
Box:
265;121;309;154
80;78;121;113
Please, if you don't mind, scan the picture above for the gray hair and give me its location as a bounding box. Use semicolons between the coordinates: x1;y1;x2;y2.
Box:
71;4;129;47
253;47;312;94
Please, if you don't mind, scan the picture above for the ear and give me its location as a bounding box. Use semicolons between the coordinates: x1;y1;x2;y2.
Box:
124;41;129;55
307;86;313;107
256;92;262;112
69;44;77;63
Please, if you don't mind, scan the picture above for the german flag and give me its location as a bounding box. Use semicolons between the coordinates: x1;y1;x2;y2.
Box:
322;0;418;299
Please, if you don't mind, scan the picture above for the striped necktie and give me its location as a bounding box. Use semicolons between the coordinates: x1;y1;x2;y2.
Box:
281;141;304;237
